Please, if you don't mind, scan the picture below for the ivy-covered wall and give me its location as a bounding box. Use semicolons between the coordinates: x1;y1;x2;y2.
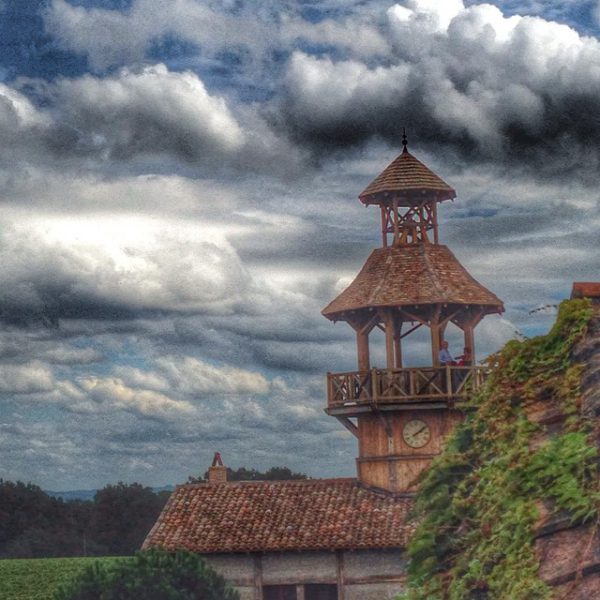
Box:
398;299;599;600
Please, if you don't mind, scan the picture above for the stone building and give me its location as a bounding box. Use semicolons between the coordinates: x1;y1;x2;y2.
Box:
143;136;503;599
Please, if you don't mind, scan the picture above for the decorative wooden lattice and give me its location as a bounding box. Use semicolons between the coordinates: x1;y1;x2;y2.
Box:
327;366;487;407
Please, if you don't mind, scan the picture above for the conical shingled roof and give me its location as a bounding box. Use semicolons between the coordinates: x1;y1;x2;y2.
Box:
359;147;456;206
322;245;503;319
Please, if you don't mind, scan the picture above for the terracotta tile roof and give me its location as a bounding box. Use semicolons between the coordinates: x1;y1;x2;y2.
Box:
143;478;415;554
359;148;456;205
322;245;503;318
571;282;600;299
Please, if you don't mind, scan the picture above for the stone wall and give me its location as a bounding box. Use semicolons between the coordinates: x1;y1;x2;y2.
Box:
533;307;600;598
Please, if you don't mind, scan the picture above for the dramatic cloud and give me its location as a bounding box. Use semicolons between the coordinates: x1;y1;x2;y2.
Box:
0;214;256;322
278;1;600;177
47;64;245;161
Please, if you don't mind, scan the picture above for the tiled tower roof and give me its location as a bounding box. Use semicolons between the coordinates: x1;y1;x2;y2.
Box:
143;478;414;554
359;147;456;206
322;245;503;319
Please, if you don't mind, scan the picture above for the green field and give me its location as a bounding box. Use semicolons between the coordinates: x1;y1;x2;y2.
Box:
0;557;126;600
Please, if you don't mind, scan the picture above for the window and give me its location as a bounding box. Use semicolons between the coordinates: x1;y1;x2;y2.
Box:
305;584;337;600
264;585;297;600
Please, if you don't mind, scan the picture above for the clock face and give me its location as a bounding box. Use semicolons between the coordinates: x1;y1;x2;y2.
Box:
402;419;431;448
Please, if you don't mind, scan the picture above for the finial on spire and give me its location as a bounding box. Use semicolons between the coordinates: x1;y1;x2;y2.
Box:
402;128;408;153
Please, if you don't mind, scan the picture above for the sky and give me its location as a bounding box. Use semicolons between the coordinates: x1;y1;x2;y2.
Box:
0;0;599;490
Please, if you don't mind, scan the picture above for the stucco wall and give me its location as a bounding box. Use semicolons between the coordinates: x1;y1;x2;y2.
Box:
202;548;406;600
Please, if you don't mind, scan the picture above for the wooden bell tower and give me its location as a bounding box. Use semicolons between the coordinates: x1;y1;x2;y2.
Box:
322;133;504;494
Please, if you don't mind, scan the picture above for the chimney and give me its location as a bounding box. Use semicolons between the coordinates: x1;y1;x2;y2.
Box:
207;452;228;484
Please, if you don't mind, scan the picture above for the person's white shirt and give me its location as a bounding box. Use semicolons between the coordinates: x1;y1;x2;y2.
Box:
439;348;454;364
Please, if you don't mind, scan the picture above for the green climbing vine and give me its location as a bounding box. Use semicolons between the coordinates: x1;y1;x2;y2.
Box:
398;299;598;600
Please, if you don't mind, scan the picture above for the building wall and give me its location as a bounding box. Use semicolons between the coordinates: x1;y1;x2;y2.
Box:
203;548;406;600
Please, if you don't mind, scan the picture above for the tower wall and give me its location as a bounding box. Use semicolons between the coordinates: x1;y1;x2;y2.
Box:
356;409;463;493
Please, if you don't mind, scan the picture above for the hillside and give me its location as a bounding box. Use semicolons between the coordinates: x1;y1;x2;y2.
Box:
399;299;600;600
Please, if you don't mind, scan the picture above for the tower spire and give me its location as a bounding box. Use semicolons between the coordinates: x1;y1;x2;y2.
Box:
401;128;408;153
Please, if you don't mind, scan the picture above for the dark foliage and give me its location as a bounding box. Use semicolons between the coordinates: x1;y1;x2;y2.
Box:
54;548;239;600
199;465;308;482
0;480;169;558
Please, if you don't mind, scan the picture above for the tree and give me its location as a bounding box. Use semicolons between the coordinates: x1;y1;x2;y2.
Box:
55;548;240;600
0;480;86;558
91;482;169;555
198;465;308;482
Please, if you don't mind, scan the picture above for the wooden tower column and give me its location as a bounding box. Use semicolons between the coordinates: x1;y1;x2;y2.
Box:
430;305;442;366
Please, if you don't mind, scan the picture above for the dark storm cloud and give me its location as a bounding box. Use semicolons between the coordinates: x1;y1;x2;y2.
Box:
276;2;600;179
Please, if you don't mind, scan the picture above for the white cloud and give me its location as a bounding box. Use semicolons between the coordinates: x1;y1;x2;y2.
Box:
0;362;55;394
156;355;270;395
0;213;254;317
81;376;196;419
50;63;244;160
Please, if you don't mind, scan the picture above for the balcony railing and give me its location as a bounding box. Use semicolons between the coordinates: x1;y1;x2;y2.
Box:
327;366;487;409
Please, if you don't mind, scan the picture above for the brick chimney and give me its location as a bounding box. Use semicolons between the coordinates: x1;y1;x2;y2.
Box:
207;452;228;484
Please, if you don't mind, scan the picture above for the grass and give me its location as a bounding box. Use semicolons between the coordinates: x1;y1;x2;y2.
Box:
0;557;125;600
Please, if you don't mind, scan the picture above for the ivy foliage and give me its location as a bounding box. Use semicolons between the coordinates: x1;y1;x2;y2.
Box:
54;548;239;600
398;299;598;600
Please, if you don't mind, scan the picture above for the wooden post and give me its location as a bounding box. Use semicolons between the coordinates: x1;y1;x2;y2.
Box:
380;206;388;247
394;319;403;368
392;199;399;246
432;201;439;244
253;554;263;600
357;330;370;371
430;305;442;366
336;551;345;600
463;323;475;364
296;585;305;600
384;313;395;369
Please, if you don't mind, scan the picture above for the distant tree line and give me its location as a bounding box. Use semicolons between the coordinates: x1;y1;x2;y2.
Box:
0;480;170;558
198;465;308;483
0;466;307;558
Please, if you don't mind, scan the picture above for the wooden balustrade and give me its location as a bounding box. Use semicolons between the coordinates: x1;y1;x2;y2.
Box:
327;366;487;408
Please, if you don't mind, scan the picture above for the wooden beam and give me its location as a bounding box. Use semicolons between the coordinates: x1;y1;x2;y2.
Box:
359;314;379;335
399;322;422;339
335;416;358;438
398;308;429;327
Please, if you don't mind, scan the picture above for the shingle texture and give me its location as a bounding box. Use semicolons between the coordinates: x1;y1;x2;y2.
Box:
359;148;456;205
143;478;415;554
571;282;600;299
322;245;503;318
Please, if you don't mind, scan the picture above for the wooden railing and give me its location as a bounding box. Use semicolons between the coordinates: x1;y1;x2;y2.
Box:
327;366;487;408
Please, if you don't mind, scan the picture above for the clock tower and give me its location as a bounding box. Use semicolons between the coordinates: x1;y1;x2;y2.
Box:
322;134;504;494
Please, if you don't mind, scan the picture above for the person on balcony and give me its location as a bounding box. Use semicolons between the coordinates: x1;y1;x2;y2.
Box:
439;340;456;366
457;347;472;366
439;340;457;394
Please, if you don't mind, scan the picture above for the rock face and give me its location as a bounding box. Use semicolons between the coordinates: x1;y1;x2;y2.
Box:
534;306;600;599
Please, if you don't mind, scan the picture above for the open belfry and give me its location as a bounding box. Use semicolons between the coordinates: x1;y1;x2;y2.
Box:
322;133;504;494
